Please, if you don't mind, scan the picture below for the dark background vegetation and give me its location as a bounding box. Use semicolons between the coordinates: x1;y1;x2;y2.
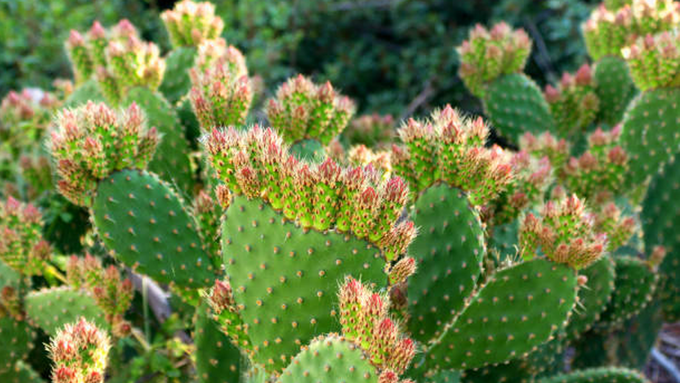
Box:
0;0;596;117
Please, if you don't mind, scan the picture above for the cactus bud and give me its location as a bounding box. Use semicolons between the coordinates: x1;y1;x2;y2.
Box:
48;318;111;383
388;257;417;285
161;0;224;47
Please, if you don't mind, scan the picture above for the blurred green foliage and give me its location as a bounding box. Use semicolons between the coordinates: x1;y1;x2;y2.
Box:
0;0;596;116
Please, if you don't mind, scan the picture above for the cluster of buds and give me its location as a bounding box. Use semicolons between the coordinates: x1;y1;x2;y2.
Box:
457;22;532;97
593;202;636;251
583;0;679;60
519;132;570;172
204;126;415;260
160;0;224;47
0;89;58;148
48;317;111;383
544;64;600;137
66;255;133;337
344;113;395;148
189;38;252;130
348;145;392;175
66;20;165;102
520;195;607;269
622;32;680;90
562;126;628;202
0;197;50;276
206;279;249;350
339;277;416;378
484;151;552;225
391;105;513;206
266;75;356;145
49;101;159;206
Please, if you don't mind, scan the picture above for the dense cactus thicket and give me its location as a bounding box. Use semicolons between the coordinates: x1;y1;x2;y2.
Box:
1;0;680;382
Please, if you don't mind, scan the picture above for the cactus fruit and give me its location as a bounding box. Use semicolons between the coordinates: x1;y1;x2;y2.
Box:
66;20;165;104
622;32;680;90
65;255;133;337
457;22;532;98
344;113;395;148
0;197;51;276
583;0;679;61
561;126;629;202
457;23;554;142
160;0;224;48
544;64;600;138
189;39;253;131
47;317;110;383
266;75;356;147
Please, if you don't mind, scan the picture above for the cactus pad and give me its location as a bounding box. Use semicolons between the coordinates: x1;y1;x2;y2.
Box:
195;302;243;383
484;73;555;142
593;57;636;126
24;287;107;335
620;88;680;186
124;87;194;193
424;258;578;371
537;367;650;383
565;255;615;339
597;256;658;328
277;335;379;383
159;47;196;104
0;316;34;374
0;361;44;383
64;79;105;108
0;260;20;290
222;195;387;372
407;184;485;343
642;157;680;321
93;169;216;288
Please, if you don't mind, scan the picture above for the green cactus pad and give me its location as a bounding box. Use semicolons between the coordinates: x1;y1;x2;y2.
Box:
597;256;658;328
537;367;650;383
462;361;533;383
64;79;105;108
571;329;610;370
277;335;378;383
615;300;663;369
593;56;636;126
177;97;201;149
159;47;196;104
222;195;387;372
620;88;680;186
0;316;34;374
0;361;44;383
642;158;680;321
407;184;485;344
290;139;326;163
24;287;107;335
124;87;194;193
93;169;216;288
195;303;243;383
423;258;577;371
0;260;20;290
425;370;462;383
566;255;615;339
490;219;520;263
484;73;555;142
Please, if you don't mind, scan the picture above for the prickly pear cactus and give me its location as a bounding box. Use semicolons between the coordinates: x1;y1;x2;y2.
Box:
537;367;651;383
195;302;243;383
457;23;554;142
25;287;107;335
